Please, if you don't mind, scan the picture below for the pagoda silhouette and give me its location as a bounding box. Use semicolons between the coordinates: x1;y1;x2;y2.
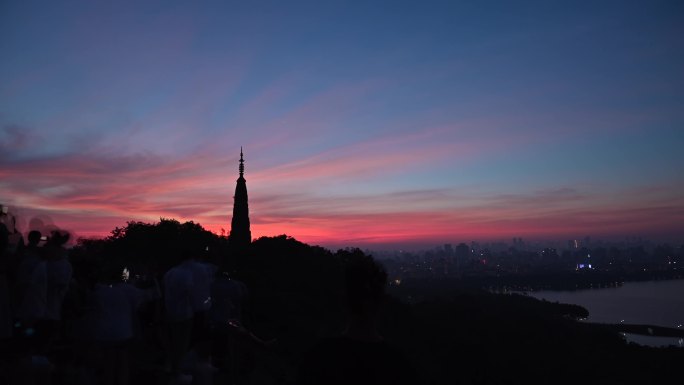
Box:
229;147;251;248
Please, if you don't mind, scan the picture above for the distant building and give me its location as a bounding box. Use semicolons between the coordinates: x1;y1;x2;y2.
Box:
512;237;524;249
229;147;251;248
455;243;470;267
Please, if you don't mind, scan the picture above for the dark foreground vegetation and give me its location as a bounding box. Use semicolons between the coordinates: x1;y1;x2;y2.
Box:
2;219;682;385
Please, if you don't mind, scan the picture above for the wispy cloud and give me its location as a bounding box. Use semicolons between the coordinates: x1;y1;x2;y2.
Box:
3;116;683;249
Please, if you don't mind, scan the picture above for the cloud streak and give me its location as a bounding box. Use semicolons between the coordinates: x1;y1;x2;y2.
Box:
2;117;682;248
2;1;683;247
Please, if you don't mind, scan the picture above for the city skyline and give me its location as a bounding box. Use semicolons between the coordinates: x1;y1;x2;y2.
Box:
1;1;683;248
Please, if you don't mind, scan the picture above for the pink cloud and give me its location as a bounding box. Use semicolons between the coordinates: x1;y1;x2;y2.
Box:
2;132;683;248
247;124;491;187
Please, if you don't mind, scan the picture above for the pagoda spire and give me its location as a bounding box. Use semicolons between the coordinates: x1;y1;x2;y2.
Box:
230;147;251;249
239;146;244;177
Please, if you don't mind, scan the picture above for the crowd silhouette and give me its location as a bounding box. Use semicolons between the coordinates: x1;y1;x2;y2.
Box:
0;212;417;385
1;213;245;384
2;211;684;385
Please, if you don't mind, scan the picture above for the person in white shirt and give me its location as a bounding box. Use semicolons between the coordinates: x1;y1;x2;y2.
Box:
187;257;216;341
93;277;160;342
91;264;160;385
164;251;196;376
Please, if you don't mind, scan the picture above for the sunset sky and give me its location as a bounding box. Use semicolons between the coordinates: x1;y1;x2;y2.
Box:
1;0;683;249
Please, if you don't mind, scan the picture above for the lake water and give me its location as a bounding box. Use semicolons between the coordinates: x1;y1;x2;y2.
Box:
528;279;684;347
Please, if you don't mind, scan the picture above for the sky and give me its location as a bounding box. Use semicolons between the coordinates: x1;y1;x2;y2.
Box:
1;0;683;249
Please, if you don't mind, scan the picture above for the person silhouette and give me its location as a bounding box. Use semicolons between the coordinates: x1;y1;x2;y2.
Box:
43;231;73;340
298;253;418;385
186;253;216;343
14;231;43;310
208;264;248;379
164;250;196;378
91;262;160;385
14;231;48;332
0;223;13;341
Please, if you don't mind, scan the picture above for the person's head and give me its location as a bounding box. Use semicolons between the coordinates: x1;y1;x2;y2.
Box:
344;253;387;317
48;230;70;247
28;230;42;246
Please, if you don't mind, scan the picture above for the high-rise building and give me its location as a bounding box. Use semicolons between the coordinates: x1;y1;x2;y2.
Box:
455;242;470;268
229;147;251;248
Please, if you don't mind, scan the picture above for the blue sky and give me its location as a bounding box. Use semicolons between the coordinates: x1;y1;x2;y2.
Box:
1;0;683;248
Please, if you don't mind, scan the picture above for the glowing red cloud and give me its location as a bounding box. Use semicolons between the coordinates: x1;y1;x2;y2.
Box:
2;133;683;248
